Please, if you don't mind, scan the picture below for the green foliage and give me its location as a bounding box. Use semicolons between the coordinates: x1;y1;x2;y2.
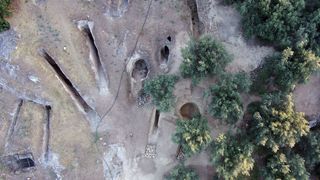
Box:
252;48;320;94
239;0;304;47
180;35;232;83
250;92;309;152
0;0;11;32
172;114;212;157
223;0;243;5
211;133;255;180
301;131;320;170
238;0;320;54
165;164;199;180
144;75;178;112
263;152;309;180
207;72;251;124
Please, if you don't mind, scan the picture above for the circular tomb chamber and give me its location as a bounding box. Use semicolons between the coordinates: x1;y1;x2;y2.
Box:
179;103;200;120
131;59;149;82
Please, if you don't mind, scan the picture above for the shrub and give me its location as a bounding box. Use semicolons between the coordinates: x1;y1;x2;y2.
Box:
250;92;309;152
144;75;178;112
0;0;11;32
180;35;232;83
165;164;199;180
211;133;255;180
206;72;251;124
263;152;309;180
239;0;305;47
172;114;212;157
300;131;320;171
252;48;320;94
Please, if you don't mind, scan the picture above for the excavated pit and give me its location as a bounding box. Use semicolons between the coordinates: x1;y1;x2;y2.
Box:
78;21;109;94
160;45;170;64
179;102;199;120
187;0;202;38
5;99;23;151
153;110;160;131
132;59;149;82
43;105;51;161
167;36;172;42
40;50;100;130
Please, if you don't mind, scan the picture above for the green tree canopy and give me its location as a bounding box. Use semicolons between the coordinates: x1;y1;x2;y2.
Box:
239;0;305;47
263;152;309;180
172;114;212;157
252;48;320;94
211;132;255;180
300;131;320;171
180;35;232;83
0;0;11;32
250;92;309;152
207;72;251;124
165;164;199;180
143;75;178;112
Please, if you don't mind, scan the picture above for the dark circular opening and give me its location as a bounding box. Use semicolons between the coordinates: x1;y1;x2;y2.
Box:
160;46;170;64
167;36;172;42
132;59;148;81
179;103;199;120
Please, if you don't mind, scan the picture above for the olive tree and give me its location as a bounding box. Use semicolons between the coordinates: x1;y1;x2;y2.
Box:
207;72;251;124
165;164;199;180
252;48;320;94
239;0;305;47
263;152;309;180
144;75;178;112
0;0;11;32
211;133;255;180
250;92;309;152
172;114;212;157
180;35;232;83
300;131;320;171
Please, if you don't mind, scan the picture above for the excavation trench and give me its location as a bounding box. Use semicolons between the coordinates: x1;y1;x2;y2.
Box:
5;99;23;151
187;0;202;38
40;50;100;130
160;46;169;64
79;21;109;94
43;105;51;161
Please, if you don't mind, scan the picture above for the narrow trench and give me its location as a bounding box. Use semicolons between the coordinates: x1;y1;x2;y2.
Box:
187;0;202;38
83;25;109;93
40;50;92;113
160;46;170;64
175;145;183;159
44;105;51;161
5;99;23;150
153;110;160;131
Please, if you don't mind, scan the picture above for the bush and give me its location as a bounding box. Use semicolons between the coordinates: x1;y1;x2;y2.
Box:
144;75;178;112
263;152;309;180
300;131;320;171
250;92;309;152
0;0;11;32
180;35;232;83
251;48;320;94
239;0;305;47
172;114;212;157
206;72;251;124
165;164;199;180
211;133;255;180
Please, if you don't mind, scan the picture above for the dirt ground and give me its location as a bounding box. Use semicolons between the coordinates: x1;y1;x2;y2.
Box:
0;0;310;179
